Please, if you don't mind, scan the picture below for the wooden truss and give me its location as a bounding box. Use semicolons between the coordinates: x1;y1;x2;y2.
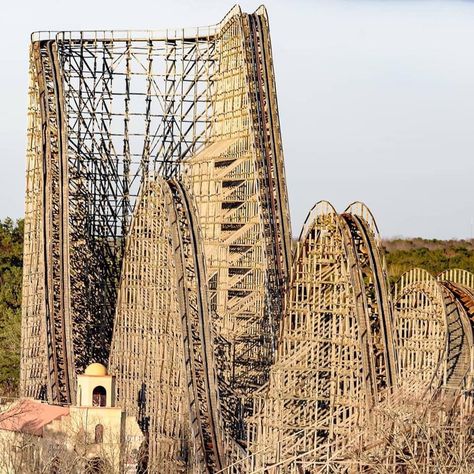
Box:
20;4;474;473
21;5;291;471
394;267;474;394
21;6;289;400
245;201;396;472
109;177;228;471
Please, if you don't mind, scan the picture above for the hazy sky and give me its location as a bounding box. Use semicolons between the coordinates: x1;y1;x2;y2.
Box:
1;0;473;239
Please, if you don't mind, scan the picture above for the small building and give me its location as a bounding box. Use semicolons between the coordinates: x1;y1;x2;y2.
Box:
77;362;115;407
0;363;143;473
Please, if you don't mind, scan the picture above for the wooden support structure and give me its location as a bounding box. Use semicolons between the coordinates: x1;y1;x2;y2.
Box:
393;268;474;395
20;4;474;472
245;201;396;472
21;5;290;471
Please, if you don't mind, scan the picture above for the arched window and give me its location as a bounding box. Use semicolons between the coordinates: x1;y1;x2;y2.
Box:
95;424;104;444
92;386;107;407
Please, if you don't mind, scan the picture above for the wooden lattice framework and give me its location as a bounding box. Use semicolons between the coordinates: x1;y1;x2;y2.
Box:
21;5;290;472
109;177;228;471
21;17;221;403
393;268;474;395
20;4;474;473
245;201;395;472
21;5;289;399
183;6;291;438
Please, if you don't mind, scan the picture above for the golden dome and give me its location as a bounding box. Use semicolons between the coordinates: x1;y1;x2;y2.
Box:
84;363;108;376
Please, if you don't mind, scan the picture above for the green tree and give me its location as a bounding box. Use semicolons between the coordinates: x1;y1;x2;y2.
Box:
0;218;24;395
383;238;474;285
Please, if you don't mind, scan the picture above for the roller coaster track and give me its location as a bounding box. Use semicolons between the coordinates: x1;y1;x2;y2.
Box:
181;8;293;443
446;283;474;322
438;270;474;323
393;269;474;395
341;208;396;401
440;286;468;388
32;40;74;404
168;179;226;471
437;275;474;390
246;10;291;285
109;177;228;471
210;10;292;397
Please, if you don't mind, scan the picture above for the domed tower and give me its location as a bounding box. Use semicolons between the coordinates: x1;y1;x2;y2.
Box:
77;363;115;408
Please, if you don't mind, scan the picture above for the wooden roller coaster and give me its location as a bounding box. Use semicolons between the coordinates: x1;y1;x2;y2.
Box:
20;5;474;473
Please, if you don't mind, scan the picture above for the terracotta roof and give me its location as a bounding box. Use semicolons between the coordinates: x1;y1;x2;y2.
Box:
0;399;69;436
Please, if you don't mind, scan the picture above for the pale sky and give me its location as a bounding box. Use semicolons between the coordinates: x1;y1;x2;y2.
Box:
1;0;473;239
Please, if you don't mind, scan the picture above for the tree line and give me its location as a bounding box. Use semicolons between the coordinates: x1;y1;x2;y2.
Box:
383;237;474;284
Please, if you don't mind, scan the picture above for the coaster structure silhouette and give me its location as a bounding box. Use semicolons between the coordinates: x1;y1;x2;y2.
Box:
20;5;474;473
